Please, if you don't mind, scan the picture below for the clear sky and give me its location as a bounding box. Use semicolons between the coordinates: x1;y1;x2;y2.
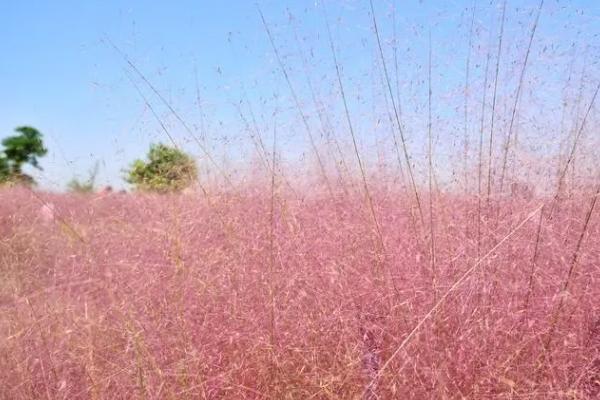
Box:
1;1;598;190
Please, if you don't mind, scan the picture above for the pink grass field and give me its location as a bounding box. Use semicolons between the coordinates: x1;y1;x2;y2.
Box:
0;185;599;399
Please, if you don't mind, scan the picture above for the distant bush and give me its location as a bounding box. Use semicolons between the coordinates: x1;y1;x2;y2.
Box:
125;143;197;193
0;126;47;186
67;179;95;194
68;162;99;194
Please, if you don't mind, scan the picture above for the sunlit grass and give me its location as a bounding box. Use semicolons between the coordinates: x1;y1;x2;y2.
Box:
1;185;598;398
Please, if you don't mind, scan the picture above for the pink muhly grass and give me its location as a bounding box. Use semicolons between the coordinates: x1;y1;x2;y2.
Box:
0;184;598;399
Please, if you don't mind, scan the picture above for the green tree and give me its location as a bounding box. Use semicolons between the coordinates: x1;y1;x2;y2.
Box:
125;143;197;193
0;126;47;185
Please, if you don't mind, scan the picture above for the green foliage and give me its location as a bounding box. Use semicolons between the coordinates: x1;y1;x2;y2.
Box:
67;179;95;193
0;156;9;182
125;143;197;193
68;162;98;193
0;126;47;185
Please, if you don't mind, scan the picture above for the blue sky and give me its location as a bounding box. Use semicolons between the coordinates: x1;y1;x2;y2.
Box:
1;1;598;190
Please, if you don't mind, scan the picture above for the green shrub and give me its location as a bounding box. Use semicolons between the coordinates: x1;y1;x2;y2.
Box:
68;162;99;193
67;179;95;193
0;156;9;182
125;143;197;193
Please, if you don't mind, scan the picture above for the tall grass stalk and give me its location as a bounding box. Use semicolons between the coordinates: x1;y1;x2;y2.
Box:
464;1;476;194
26;298;58;400
257;7;335;199
427;31;437;298
477;48;491;260
268;124;278;351
125;71;180;150
486;0;507;204
323;3;386;269
107;39;233;188
192;66;208;145
543;183;599;355
290;10;351;193
369;0;425;230
498;0;544;194
372;8;421;249
550;81;600;215
521;208;544;322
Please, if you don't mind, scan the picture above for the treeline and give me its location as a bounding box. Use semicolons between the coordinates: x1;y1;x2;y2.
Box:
0;126;197;193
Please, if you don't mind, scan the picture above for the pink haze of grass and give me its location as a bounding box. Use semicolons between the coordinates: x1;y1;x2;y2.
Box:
1;184;598;399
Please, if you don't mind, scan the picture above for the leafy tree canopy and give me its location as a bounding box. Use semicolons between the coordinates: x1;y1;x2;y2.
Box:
125;143;197;193
0;126;47;185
